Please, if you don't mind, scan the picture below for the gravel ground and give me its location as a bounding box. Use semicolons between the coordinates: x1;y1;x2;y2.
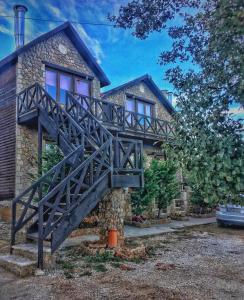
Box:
0;224;244;300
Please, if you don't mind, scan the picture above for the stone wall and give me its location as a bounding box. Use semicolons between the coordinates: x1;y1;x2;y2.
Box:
15;31;102;196
98;188;128;246
104;81;172;122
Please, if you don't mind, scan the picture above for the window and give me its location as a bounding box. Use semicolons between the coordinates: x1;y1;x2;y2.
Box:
75;79;90;109
125;98;136;125
75;79;90;96
60;74;72;104
125;96;154;127
46;70;57;99
45;68;91;104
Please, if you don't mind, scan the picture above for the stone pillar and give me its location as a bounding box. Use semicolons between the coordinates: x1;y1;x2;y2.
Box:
15;56;39;197
15;125;38;196
99;188;127;246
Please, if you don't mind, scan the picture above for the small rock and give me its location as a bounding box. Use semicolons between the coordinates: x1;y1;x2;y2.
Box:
170;225;184;229
35;269;45;276
120;264;136;271
155;263;176;271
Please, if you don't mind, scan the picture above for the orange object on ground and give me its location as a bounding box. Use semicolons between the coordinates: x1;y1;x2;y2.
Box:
108;228;118;248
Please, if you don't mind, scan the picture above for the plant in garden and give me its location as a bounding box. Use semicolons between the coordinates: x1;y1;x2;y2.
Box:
131;164;157;216
131;158;180;218
150;159;180;218
110;0;244;205
41;143;63;175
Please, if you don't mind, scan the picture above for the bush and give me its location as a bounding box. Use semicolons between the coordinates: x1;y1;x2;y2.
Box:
151;159;180;218
41;143;63;175
131;158;180;218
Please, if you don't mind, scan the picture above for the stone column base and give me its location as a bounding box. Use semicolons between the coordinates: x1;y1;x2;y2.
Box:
98;188;127;247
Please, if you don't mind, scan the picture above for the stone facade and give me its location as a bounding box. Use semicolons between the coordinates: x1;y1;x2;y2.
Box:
103;81;172;122
98;188;128;246
15;31;102;196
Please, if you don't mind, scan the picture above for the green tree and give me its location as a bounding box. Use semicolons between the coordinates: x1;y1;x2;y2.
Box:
150;159;180;218
131;158;180;217
41;144;63;175
131;165;157;215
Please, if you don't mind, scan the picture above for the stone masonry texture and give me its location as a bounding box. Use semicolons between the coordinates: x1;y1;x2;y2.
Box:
99;188;128;246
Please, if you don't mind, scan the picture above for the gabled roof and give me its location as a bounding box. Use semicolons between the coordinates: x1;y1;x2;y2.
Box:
0;21;110;87
103;74;175;114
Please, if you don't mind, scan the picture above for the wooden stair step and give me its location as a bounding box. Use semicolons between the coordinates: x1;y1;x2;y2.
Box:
0;255;36;277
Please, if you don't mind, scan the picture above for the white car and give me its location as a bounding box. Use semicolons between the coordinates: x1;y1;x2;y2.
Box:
216;203;244;227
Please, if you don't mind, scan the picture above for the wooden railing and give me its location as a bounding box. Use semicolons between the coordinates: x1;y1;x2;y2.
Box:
125;111;175;139
70;92;174;140
38;139;112;257
70;92;125;129
17;83;85;151
113;137;143;174
66;93;144;176
11;146;84;248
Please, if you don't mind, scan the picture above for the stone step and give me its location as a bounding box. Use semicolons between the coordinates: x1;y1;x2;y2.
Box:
0;255;36;277
26;232;51;246
11;243;55;268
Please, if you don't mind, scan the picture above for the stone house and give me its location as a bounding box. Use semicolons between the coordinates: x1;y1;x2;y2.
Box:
0;5;179;270
102;75;184;218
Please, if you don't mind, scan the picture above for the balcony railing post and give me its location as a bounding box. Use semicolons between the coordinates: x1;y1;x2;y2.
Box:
37;204;44;269
10;202;16;253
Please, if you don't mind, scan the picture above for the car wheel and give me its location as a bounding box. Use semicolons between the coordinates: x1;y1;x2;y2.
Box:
217;220;225;227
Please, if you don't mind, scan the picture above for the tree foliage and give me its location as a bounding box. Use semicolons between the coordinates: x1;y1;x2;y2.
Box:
150;159;180;217
42;144;63;175
131;163;157;215
131;158;179;217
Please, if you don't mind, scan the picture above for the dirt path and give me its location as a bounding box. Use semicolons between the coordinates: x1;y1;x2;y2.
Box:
1;224;244;300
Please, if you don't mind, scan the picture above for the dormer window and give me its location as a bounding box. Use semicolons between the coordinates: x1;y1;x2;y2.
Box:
125;96;154;117
125;96;154;126
45;67;91;104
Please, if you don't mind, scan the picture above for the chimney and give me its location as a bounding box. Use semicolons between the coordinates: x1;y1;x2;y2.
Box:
13;4;28;48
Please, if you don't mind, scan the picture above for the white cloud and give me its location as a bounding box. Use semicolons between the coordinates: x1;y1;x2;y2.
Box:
44;1;105;63
0;24;12;35
46;4;63;19
74;24;105;64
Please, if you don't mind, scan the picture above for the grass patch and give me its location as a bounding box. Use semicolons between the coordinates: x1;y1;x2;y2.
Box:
58;260;75;270
93;264;108;272
110;262;121;268
64;271;74;278
84;251;121;264
79;270;92;277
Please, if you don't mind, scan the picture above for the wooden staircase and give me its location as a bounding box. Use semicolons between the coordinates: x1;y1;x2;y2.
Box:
0;83;143;274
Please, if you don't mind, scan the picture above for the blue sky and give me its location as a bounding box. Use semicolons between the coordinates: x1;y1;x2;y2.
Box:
0;0;177;93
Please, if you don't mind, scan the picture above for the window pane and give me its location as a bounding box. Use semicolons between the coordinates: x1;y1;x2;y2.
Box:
138;101;144;115
45;70;57;99
75;79;90;96
145;104;152;128
60;74;72;104
125;99;135;126
145;103;151;116
126;98;135;112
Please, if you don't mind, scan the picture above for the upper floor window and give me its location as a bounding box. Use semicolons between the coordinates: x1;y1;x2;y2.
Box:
126;97;154;116
125;96;154;126
45;68;91;104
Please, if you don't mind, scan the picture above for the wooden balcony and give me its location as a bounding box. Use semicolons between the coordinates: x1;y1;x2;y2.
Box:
70;92;175;141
